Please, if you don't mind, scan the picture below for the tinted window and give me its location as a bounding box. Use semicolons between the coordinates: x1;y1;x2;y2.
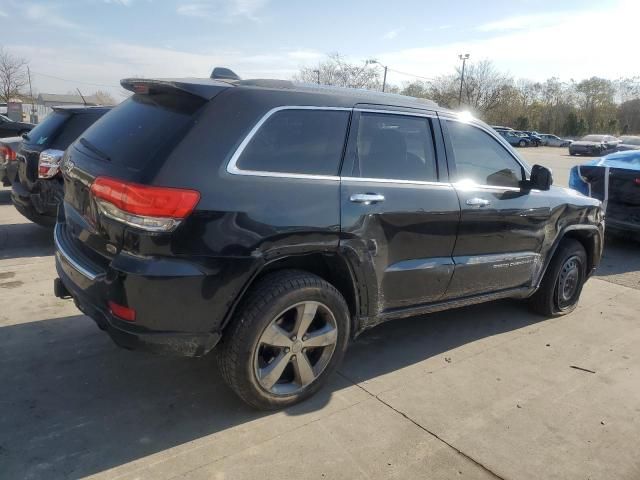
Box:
76;93;204;171
351;112;437;181
446;120;524;188
51;112;105;150
23;111;68;146
237;109;349;176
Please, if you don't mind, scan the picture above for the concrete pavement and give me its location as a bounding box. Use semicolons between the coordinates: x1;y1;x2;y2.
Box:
1;148;639;479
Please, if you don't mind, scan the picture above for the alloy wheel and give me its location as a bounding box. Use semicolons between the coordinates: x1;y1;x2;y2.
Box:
254;301;338;395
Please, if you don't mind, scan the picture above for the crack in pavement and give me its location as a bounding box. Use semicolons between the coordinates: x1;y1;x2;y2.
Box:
336;371;508;480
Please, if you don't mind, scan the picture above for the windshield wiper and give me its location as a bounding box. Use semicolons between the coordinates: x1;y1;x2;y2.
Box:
79;138;111;162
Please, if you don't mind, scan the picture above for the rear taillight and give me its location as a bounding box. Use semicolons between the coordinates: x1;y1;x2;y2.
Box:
0;145;16;163
635;178;640;186
90;176;200;232
38;149;65;178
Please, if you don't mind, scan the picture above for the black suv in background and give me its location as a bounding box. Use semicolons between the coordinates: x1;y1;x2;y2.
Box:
11;106;111;226
54;75;604;409
0;114;34;138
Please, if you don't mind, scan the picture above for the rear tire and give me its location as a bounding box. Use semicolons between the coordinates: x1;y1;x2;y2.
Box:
218;270;350;410
518;139;527;147
528;239;587;316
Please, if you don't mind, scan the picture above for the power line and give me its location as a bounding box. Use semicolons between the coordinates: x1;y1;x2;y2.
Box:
30;71;121;89
385;67;434;82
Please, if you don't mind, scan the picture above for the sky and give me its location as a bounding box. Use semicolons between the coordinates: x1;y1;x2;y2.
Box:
1;0;638;100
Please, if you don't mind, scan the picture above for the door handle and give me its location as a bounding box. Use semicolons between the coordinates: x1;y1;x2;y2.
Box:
350;193;385;205
466;197;491;208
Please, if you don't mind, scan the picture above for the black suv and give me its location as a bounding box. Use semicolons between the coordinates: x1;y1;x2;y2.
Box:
11;106;111;226
0;114;34;138
54;75;604;409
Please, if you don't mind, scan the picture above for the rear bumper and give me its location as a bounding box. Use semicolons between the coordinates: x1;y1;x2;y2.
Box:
11;179;58;226
0;161;15;186
53;221;256;357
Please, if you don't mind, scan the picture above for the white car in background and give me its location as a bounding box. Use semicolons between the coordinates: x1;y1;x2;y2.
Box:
539;134;572;147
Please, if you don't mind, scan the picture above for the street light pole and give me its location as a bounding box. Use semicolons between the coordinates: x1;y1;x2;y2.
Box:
381;65;387;93
458;53;470;107
366;59;388;92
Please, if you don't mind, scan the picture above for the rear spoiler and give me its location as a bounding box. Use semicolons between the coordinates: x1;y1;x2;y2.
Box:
120;78;231;100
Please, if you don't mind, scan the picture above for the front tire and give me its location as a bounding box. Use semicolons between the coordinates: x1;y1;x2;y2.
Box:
218;270;350;410
528;239;587;316
518;139;527;147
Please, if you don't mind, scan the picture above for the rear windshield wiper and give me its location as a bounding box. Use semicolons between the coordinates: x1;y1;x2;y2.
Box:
79;138;111;162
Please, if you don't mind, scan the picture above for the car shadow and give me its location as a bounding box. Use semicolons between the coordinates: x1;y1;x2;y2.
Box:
0;222;54;259
597;235;640;277
1;299;546;479
0;187;11;205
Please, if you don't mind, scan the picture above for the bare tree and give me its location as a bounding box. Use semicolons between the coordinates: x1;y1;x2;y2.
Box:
94;90;117;105
458;60;513;113
294;53;380;90
0;46;28;103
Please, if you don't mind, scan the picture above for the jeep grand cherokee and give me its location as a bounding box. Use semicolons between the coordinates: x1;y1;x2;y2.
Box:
54;73;604;409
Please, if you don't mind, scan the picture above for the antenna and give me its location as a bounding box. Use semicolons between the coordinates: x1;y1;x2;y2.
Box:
211;67;241;81
76;88;88;106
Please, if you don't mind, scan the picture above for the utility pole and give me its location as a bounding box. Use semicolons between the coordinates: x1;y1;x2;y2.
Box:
27;66;37;123
313;69;320;85
458;53;470;107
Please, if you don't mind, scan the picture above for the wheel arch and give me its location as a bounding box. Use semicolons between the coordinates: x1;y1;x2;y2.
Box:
534;224;603;289
221;252;363;338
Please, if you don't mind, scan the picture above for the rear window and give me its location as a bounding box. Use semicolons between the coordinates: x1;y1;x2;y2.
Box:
236;109;350;176
50;112;106;150
76;93;203;171
24;111;69;146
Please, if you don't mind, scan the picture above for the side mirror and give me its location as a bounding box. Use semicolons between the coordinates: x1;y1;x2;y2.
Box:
525;165;553;190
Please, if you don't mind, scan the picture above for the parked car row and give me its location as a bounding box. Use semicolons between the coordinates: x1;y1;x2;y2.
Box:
492;126;567;148
492;125;640;156
3;70;605;410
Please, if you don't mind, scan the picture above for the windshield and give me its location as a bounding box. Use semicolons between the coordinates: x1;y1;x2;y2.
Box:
581;135;605;141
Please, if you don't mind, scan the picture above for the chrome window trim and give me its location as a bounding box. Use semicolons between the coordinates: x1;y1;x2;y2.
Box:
354;107;436;118
453;182;522;192
226;105;351;181
54;224;101;281
342;176;451;188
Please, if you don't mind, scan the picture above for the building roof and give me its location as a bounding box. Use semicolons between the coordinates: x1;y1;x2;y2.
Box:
36;93;102;105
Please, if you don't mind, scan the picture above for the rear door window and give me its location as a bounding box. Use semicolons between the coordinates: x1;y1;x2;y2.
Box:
236;108;350;176
348;112;437;182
